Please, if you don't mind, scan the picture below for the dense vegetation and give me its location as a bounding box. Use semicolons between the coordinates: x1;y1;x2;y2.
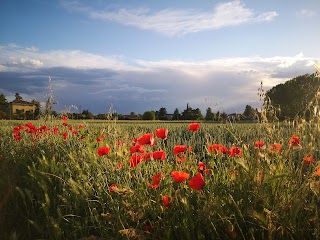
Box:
1;116;320;239
266;73;320;120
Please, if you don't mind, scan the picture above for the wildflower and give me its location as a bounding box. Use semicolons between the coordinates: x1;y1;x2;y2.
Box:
189;122;200;132
288;135;300;147
228;146;242;157
143;152;153;161
173;145;187;155
97;146;110;156
155;128;168;140
116;140;122;146
61;115;68;121
269;143;281;153
189;173;205;190
315;168;320;176
62;122;68;127
14;135;22;141
130;144;144;154
78;124;84;129
230;170;239;176
171;171;190;183
53;126;59;134
254;141;265;149
138;133;155;146
153;150;166;161
148;172;163;189
208;144;228;154
198;162;206;171
176;154;187;163
109;184;119;192
130;154;144;168
143;225;153;232
162;196;174;208
303;156;315;166
116;162;122;170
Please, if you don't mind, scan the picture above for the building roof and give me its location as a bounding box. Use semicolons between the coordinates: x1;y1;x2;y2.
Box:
10;100;35;106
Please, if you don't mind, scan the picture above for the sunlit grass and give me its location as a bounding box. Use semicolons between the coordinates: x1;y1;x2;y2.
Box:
1;117;320;239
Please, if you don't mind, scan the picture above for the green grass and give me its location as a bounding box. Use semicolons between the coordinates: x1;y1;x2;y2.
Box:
1;119;320;239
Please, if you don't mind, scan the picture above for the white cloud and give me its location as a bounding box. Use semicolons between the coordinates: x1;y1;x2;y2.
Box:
1;44;319;114
63;0;277;35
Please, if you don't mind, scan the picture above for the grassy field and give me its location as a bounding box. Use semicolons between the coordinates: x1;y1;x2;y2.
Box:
1;118;320;239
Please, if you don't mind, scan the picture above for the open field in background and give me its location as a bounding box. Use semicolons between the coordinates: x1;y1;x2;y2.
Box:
1;118;320;239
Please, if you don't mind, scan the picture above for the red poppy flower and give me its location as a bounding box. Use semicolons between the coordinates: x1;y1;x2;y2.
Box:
189;173;205;190
198;162;206;171
109;184;119;192
303;156;315;166
208;144;228;154
289;135;300;147
148;172;163;189
228;146;242;157
97;146;110;156
269;143;281;153
25;122;36;130
116;162;122;170
78;124;84;129
130;144;145;154
143;152;153;161
173;145;187;155
14;135;22;141
254;141;265;148
62;122;68;127
153;150;166;161
61;115;68;121
315;168;320;176
155;128;168;140
143;225;153;232
162;195;174;208
53;126;59;134
189;122;200;132
171;171;190;183
176;154;187;163
130;154;144;168
138;133;155;146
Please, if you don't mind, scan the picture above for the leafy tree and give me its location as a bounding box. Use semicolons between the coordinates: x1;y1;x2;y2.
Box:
82;109;94;119
142;111;155;120
158;107;168;120
31;98;41;118
0;94;9;119
172;108;180;120
15;92;22;101
181;104;203;120
205;107;214;121
266;74;319;120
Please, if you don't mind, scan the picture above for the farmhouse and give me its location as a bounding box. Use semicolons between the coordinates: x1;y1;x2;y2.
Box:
9;99;36;119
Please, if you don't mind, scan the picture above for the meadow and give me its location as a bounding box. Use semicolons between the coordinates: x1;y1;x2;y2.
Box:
0;117;320;240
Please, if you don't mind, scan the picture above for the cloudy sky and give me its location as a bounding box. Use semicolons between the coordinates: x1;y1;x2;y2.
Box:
0;0;319;115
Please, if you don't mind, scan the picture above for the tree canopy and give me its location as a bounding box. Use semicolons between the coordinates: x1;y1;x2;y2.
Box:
266;73;319;120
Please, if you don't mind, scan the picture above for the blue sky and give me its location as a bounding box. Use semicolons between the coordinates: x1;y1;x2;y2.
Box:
0;0;319;115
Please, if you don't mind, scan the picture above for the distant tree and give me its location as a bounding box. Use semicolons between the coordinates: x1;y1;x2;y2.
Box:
15;92;22;101
130;112;135;116
31;98;41;118
0;94;9;119
142;111;155;120
82;109;94;119
172;108;180;120
181;104;203;120
205;107;214;121
158;107;168;120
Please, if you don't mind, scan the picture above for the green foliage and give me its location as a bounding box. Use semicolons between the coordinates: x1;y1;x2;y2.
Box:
142;111;155;120
266;74;320;120
1;119;320;239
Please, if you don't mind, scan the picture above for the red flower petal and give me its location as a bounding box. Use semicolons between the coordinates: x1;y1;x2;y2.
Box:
189;173;205;190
